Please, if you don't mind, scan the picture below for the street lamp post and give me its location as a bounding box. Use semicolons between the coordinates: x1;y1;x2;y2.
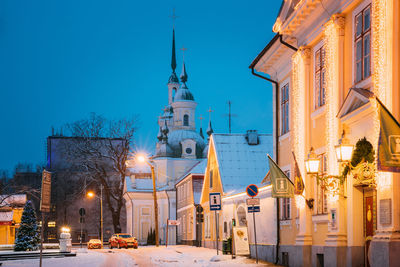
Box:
137;155;159;247
87;185;104;248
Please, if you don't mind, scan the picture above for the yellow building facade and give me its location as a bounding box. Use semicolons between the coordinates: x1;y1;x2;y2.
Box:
250;0;400;266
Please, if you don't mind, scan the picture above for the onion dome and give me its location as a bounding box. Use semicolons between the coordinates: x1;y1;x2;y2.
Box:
175;61;194;101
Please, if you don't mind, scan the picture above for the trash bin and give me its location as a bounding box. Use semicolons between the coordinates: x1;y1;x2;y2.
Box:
222;240;229;255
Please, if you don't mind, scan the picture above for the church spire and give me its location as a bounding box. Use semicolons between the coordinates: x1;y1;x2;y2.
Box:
171;29;177;72
180;61;188;84
207;120;214;137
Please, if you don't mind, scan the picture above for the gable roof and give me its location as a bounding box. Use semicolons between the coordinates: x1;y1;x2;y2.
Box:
337;88;374;118
176;159;207;185
211;133;273;195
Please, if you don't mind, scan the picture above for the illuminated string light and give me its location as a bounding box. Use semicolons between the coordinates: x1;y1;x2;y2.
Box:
372;0;392;191
291;48;307;208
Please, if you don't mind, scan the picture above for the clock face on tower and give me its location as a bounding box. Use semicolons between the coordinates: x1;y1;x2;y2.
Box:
186;147;192;154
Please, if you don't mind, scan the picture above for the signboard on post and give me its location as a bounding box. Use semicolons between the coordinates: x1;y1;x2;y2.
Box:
246;198;260;206
40;170;52;213
247;206;260;213
209;193;221;211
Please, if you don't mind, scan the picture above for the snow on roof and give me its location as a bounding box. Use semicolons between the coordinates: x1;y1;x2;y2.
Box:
0;195;27;206
126;176;154;192
211;133;273;194
176;159;207;184
0;211;13;222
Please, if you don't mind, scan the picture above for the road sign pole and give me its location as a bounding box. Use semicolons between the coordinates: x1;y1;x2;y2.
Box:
253;203;258;264
215;210;218;255
166;218;169;248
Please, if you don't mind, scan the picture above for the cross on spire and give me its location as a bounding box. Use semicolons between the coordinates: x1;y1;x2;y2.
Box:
207;107;214;121
170;8;179;29
181;46;187;60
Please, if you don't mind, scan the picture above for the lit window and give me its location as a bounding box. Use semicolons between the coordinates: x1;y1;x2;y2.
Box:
354;4;371;83
281;83;290;135
48;221;56;227
315;46;326;108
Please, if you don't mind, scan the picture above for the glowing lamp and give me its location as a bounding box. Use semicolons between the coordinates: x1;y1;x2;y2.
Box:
136;155;146;163
61;227;70;233
335;130;354;162
305;147;320;174
87;191;95;198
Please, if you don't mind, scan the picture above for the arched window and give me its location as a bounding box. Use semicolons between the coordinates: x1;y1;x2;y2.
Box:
183;114;189;126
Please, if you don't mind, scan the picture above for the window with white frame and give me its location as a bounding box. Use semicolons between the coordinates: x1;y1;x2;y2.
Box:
281;83;290;135
209;170;213;188
316;154;328;215
205;214;211;238
315;46;326;108
280;170;291;220
354;4;371;83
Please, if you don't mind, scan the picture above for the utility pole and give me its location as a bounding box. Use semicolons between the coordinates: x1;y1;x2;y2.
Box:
100;184;103;249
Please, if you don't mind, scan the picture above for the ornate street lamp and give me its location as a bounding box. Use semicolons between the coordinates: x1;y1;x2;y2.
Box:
335;130;354;162
305;147;320;174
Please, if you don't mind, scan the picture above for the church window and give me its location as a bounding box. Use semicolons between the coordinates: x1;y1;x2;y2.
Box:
209;170;213;188
281;83;289;135
354;4;371;83
183;114;189;126
186;147;192;154
315;46;326;109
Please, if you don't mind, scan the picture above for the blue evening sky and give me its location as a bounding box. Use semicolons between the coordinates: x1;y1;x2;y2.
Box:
0;0;281;173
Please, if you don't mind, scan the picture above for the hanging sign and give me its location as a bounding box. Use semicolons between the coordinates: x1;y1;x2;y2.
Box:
40;170;52;213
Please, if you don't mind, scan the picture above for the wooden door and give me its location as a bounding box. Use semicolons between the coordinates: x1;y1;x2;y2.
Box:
364;190;376;267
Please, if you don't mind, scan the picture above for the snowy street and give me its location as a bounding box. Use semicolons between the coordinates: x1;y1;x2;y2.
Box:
1;246;280;267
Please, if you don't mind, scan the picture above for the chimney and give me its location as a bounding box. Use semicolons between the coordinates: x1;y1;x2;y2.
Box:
246;130;259;145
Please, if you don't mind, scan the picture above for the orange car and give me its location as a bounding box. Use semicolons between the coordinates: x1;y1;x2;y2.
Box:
108;233;138;249
87;239;102;249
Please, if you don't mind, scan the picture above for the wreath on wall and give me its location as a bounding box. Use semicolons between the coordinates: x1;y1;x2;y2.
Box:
341;137;376;186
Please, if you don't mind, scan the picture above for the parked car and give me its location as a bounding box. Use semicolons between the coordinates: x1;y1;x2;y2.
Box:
108;233;138;249
87;239;102;249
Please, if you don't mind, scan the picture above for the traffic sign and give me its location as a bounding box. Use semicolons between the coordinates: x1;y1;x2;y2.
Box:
248;206;260;213
246;184;259;197
209;193;221;211
246;198;260;206
79;208;86;217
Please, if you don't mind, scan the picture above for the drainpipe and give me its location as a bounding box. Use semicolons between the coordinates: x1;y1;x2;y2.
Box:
279;34;298;52
250;67;280;264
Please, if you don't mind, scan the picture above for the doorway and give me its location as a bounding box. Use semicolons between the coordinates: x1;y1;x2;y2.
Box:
363;188;376;267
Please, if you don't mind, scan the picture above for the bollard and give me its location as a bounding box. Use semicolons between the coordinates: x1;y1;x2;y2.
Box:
59;232;72;252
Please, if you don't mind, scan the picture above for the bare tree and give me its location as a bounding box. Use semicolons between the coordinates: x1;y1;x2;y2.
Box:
63;113;137;233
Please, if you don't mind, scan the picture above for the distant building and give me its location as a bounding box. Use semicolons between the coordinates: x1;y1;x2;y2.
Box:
176;159;207;246
200;131;273;249
0;194;27;245
46;135;126;243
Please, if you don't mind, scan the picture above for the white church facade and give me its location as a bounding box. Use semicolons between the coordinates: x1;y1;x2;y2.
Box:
124;29;210;245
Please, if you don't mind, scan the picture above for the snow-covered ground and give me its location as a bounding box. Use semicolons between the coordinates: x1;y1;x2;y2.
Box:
0;245;279;267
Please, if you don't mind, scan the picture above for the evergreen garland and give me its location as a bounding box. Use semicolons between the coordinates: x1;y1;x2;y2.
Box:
14;200;40;251
342;137;375;177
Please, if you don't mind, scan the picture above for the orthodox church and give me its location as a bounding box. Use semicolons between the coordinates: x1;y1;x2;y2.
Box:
124;29;211;245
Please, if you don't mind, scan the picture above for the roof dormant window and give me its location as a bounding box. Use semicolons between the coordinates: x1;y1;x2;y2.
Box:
281;83;290;135
354;4;371;83
315;46;326;109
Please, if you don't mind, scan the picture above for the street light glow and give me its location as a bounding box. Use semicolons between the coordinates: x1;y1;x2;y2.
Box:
137;155;146;163
87;191;95;198
61;226;70;233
